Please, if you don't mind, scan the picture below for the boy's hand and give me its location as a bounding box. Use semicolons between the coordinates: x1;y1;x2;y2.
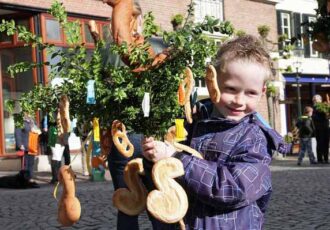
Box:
142;137;176;162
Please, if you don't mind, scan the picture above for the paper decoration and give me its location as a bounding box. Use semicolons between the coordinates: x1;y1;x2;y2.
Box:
142;92;150;117
87;80;96;104
93;117;100;142
43;115;48;129
175;118;186;142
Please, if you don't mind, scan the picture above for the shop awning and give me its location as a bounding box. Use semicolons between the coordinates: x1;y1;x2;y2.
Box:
283;74;330;83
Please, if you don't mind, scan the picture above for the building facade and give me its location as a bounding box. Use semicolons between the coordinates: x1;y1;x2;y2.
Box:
0;0;292;157
276;0;329;132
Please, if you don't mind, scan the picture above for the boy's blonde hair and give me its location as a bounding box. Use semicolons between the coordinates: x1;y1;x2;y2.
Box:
214;35;273;82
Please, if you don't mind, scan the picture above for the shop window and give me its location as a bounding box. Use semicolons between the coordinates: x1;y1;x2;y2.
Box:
1;47;34;153
45;18;62;42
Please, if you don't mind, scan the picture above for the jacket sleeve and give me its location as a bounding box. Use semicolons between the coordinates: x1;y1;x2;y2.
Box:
175;129;272;210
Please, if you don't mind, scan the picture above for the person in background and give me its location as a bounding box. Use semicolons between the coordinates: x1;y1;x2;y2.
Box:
312;94;329;163
88;1;157;229
296;106;317;165
48;109;67;184
142;35;291;229
15;112;39;187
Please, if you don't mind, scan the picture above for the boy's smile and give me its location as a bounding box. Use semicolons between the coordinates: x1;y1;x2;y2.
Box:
214;60;267;121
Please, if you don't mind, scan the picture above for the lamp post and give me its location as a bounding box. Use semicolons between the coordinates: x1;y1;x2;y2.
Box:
293;45;304;117
295;65;302;117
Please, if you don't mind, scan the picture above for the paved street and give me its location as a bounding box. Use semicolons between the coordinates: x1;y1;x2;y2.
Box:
0;155;329;230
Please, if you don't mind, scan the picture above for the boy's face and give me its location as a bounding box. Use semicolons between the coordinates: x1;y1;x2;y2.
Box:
214;60;267;121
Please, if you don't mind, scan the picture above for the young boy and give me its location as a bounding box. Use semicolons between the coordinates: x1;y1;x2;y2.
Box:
296;106;316;165
142;35;290;229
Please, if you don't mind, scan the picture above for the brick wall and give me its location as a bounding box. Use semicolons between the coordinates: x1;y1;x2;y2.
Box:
0;0;189;29
224;0;278;43
139;0;190;31
0;0;111;18
0;0;281;131
224;0;280;130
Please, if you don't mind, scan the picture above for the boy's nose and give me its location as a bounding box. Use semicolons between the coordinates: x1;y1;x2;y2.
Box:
233;94;245;106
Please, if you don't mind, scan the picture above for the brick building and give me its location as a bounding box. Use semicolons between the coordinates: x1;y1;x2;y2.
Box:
0;0;282;158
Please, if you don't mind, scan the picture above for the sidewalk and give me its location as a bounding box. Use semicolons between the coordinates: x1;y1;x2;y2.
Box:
0;168;112;185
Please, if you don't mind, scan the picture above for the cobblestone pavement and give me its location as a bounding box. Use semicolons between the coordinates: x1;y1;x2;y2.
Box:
0;155;329;230
265;156;330;230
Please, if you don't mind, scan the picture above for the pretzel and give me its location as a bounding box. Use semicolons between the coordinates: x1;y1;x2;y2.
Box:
111;120;134;157
177;67;194;123
147;157;188;228
59;95;71;133
58;166;81;227
112;158;147;215
164;126;203;159
205;65;221;103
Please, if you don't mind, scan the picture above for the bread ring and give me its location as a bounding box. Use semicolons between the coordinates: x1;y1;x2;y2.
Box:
184;102;192;124
177;67;194;123
59;95;71;133
147;157;188;224
58;166;81;227
111;120;134;157
112;158;147;215
205;65;221;103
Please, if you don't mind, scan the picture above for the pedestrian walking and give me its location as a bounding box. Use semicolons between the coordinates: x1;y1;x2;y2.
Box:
296;106;317;165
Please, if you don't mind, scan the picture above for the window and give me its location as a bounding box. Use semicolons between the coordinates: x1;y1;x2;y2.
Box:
45;18;62;42
308;16;318;57
84;23;94;44
1;47;34;153
194;0;223;22
0;31;12;43
0;17;32;45
281;13;291;39
16;19;30;43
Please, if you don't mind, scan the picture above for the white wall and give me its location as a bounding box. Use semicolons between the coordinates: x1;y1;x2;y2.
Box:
276;0;318;14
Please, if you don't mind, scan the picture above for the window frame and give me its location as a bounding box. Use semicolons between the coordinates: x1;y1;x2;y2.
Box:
194;0;224;23
281;12;291;39
40;13;110;82
308;16;318;58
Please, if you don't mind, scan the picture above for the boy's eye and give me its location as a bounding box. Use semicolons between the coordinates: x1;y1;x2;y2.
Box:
247;91;258;96
225;87;236;92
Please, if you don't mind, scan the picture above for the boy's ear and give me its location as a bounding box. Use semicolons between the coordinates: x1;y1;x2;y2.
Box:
262;84;267;95
205;65;221;103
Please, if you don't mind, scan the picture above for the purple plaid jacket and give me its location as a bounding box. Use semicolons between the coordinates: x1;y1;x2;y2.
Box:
175;112;290;230
148;100;290;230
